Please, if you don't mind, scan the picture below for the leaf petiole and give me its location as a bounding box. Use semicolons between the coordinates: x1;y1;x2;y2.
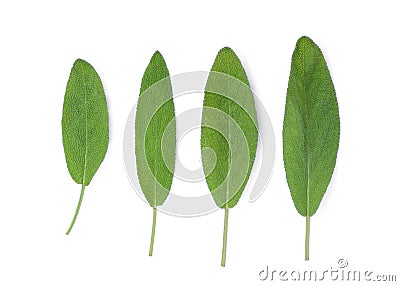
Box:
305;216;310;260
149;207;157;256
66;184;85;235
221;205;229;267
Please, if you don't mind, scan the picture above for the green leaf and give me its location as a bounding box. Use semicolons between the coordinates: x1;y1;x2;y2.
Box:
283;36;340;260
135;51;175;256
62;59;109;234
201;47;258;266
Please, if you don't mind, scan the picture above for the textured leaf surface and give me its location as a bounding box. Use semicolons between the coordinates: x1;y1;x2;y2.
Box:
283;36;340;217
62;59;109;186
135;51;175;207
201;47;258;208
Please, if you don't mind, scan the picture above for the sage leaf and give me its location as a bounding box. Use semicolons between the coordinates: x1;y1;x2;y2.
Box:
62;59;109;235
135;51;176;256
201;47;258;266
283;36;340;260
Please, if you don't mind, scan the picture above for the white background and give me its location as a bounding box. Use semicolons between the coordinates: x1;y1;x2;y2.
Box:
0;1;399;285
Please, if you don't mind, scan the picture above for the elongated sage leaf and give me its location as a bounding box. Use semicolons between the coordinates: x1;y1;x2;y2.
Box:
283;36;340;260
62;59;109;234
135;51;175;256
201;47;258;266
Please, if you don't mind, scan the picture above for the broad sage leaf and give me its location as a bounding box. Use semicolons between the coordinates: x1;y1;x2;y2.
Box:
283;36;340;260
135;51;176;256
201;47;258;266
62;59;109;235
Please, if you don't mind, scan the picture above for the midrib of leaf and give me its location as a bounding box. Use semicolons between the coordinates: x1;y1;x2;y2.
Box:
290;59;310;217
225;72;242;207
148;96;170;207
292;54;321;217
303;54;310;219
226;94;231;207
82;72;89;186
152;122;159;207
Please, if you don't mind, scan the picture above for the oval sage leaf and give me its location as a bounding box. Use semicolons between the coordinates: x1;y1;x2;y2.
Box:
62;59;109;235
201;47;258;266
135;51;176;256
283;36;340;260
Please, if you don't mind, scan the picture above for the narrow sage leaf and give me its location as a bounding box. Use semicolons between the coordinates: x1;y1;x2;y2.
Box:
201;47;258;266
135;51;175;256
62;59;109;235
283;36;340;260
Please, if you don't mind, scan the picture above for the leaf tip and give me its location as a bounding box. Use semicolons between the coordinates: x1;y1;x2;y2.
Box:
151;50;165;63
216;46;239;59
219;46;234;53
297;35;313;44
73;58;90;68
296;36;319;51
71;59;97;74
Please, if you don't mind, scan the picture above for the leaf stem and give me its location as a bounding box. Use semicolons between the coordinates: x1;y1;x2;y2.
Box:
66;184;85;235
149;207;157;256
305;216;310;260
221;205;229;267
